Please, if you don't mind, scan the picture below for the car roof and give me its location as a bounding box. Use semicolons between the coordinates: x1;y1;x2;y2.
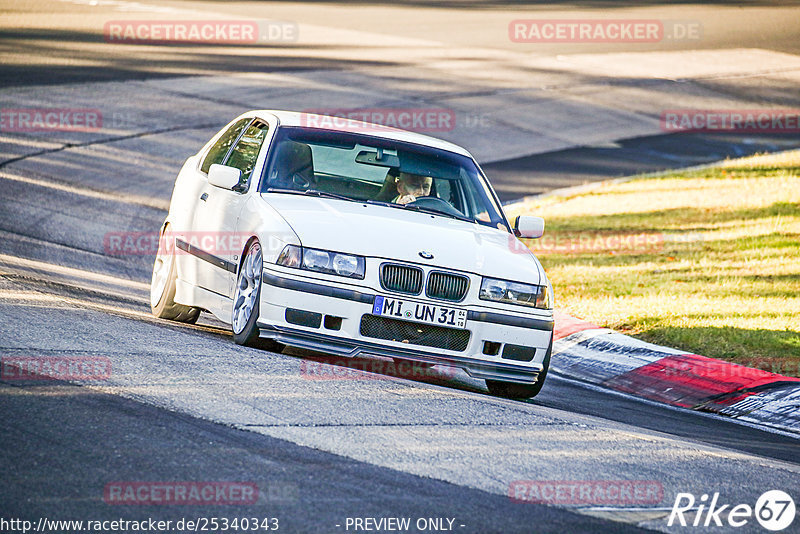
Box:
248;110;473;158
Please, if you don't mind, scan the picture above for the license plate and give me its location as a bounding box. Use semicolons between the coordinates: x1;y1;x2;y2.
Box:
372;296;467;328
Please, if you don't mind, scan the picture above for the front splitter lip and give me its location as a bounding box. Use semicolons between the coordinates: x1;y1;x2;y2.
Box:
256;322;544;384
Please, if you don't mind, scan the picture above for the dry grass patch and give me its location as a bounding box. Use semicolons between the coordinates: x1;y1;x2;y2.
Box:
506;151;800;376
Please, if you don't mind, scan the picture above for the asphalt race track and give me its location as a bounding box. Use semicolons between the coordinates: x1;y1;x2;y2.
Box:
1;1;800;533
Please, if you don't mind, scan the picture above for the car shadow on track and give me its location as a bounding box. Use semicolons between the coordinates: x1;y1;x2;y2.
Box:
281;345;495;395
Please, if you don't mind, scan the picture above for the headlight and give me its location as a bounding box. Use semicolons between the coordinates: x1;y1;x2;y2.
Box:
276;245;365;279
303;248;330;271
479;277;552;309
276;245;301;267
544;280;555;309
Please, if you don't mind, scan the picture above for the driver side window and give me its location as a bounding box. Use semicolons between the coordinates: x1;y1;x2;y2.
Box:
200;118;251;173
223;121;270;189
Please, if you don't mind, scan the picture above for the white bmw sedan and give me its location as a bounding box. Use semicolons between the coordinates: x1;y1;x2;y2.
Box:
151;110;554;398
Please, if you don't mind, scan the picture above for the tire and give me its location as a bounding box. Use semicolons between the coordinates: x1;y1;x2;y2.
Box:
231;240;283;352
486;338;552;399
150;224;200;323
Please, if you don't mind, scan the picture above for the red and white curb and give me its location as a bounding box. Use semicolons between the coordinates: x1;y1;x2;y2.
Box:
551;311;800;434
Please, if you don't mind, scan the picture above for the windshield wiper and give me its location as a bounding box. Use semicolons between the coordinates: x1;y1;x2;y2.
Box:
365;199;472;223
364;199;397;208
266;188;356;202
407;204;473;222
304;189;356;202
266;187;305;196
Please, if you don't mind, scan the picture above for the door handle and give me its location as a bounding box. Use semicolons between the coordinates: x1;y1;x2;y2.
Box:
200;193;208;201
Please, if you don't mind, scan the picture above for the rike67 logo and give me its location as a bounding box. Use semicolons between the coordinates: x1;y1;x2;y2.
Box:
668;490;795;531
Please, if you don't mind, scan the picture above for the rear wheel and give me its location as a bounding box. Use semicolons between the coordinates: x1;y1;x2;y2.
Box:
486;339;551;399
150;224;200;323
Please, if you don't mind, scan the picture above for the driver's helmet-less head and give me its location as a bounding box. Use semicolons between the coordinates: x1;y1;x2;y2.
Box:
396;172;433;196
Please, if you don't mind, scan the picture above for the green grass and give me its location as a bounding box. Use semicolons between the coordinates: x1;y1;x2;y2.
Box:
506;151;800;376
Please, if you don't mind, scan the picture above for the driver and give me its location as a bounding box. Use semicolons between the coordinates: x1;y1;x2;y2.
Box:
393;172;433;205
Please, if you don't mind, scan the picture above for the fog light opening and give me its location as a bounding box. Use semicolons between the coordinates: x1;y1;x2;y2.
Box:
324;315;343;331
483;341;501;356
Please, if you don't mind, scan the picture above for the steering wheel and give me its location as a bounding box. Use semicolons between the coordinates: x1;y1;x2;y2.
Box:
407;196;465;218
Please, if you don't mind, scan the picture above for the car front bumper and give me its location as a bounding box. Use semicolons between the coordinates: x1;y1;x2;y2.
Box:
257;267;554;384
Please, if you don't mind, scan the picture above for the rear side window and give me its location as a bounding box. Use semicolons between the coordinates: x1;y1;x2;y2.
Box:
200;118;251;173
224;121;270;188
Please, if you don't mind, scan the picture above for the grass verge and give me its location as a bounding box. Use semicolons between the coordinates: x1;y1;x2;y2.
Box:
506;150;800;377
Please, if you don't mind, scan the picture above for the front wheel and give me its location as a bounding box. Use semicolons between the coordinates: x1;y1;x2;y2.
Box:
232;241;284;352
150;224;200;323
486;339;552;399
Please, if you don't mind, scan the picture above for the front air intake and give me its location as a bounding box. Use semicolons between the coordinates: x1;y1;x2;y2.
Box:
426;271;469;302
380;264;423;295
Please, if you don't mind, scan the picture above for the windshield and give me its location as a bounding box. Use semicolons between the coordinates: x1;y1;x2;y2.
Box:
258;127;510;230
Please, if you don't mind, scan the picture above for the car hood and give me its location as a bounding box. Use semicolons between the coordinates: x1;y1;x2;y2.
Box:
261;194;543;284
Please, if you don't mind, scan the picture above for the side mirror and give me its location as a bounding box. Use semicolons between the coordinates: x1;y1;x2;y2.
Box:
514;215;545;239
208;164;241;190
